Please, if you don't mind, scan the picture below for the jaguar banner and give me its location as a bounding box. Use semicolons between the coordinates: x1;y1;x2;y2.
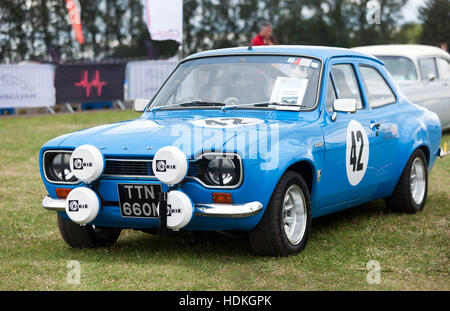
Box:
55;64;125;103
126;60;177;100
0;64;55;108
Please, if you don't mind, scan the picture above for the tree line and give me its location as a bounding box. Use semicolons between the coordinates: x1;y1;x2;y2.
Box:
0;0;448;63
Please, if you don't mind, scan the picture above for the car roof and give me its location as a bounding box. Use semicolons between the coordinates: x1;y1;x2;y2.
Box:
352;44;450;60
184;45;382;64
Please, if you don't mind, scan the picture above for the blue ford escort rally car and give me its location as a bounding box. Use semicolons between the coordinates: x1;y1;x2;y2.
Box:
40;46;442;256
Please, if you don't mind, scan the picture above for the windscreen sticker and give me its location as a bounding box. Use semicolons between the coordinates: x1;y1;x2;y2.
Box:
346;120;369;186
269;77;309;106
192;117;264;128
287;57;296;63
287;57;312;67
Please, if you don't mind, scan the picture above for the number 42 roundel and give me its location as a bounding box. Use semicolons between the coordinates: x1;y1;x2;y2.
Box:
345;120;369;186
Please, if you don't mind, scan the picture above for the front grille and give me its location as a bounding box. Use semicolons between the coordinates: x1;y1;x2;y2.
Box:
103;159;154;177
101;154;242;188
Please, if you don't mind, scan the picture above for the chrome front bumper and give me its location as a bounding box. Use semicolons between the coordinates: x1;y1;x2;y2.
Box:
194;202;263;218
42;196;263;218
42;196;66;212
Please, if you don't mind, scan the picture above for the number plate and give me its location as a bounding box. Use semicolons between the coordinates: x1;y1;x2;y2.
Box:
117;184;161;218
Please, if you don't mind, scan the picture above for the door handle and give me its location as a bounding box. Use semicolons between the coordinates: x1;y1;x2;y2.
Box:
370;121;381;129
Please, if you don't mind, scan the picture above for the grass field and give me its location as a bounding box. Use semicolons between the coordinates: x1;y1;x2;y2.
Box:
0;110;448;290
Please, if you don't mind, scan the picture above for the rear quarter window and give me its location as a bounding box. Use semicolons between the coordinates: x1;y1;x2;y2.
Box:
359;66;396;108
436;57;450;79
418;57;438;80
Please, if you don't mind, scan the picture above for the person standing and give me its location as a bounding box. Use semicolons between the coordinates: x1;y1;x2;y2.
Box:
250;22;275;46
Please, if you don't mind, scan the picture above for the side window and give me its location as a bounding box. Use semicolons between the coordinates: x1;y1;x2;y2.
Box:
377;56;418;81
436;57;450;80
418;57;438;80
359;66;396;108
330;64;363;110
325;74;337;113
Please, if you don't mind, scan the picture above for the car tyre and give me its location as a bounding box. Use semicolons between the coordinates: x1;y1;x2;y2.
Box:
385;149;428;213
57;214;121;248
249;171;312;256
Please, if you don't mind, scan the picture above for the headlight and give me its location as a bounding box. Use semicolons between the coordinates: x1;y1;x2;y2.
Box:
196;154;241;187
51;153;74;180
207;158;236;185
43;151;79;184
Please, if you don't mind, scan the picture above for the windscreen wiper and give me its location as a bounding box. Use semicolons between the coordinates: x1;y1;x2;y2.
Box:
149;100;225;112
221;101;306;111
221;102;279;111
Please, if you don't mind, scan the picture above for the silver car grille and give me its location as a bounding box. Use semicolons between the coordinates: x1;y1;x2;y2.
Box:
103;159;154;178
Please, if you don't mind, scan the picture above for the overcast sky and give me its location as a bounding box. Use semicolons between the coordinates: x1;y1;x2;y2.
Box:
402;0;426;23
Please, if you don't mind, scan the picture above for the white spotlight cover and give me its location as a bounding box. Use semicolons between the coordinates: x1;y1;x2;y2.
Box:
152;146;188;185
158;190;193;230
65;187;100;225
70;144;104;183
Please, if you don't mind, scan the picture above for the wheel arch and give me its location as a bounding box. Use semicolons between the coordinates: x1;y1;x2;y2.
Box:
285;160;315;195
416;144;430;166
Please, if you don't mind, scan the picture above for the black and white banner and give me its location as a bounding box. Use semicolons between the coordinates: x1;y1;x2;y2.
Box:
126;60;177;101
0;64;55;108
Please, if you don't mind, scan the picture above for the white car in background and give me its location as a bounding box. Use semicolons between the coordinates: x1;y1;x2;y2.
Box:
353;45;450;130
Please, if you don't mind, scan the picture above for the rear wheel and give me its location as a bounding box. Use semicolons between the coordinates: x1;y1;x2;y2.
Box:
57;214;121;248
249;171;312;256
385;149;428;213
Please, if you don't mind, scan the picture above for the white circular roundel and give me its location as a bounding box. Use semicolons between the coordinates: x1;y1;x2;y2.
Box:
152;146;188;185
193;117;264;128
70;144;104;183
65;187;100;224
158;190;193;230
345;120;369;186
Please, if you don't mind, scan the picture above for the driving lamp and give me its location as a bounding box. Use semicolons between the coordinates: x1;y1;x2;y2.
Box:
152;146;188;186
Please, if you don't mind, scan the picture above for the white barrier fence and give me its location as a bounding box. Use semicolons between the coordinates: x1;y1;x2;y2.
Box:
0;64;55;109
0;60;178;111
126;60;177;101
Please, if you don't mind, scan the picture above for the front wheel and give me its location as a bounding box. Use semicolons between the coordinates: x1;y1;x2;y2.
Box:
249;171;312;256
57;214;121;248
385;149;428;213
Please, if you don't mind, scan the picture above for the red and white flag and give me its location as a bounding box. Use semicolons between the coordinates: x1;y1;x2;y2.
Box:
143;0;183;43
66;0;84;44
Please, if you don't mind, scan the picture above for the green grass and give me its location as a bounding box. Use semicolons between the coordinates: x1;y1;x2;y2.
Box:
0;110;448;290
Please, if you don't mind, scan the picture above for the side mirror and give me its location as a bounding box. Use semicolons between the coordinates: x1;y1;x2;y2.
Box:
427;73;436;81
134;99;149;112
331;99;357;121
333;98;357;113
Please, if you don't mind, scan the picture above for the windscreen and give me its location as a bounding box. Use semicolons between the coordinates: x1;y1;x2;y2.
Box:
149;55;322;110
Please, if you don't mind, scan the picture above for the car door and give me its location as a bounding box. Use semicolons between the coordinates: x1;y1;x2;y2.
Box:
356;63;401;196
320;61;383;209
415;57;443;110
434;57;450;129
